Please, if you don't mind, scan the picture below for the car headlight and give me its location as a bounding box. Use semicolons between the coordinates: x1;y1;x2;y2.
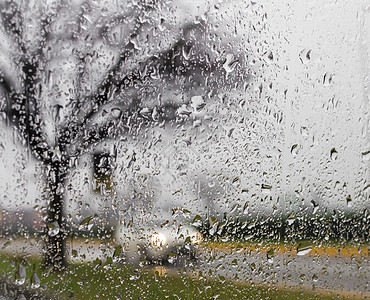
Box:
151;233;167;248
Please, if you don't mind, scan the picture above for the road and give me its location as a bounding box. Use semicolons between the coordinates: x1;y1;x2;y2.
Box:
0;238;369;297
196;247;369;297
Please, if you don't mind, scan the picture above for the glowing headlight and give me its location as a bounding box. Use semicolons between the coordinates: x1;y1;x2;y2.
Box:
151;233;167;248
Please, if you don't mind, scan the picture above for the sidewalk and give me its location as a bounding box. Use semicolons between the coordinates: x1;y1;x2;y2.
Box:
201;241;369;258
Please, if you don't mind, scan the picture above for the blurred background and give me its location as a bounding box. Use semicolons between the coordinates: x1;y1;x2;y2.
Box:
0;0;368;298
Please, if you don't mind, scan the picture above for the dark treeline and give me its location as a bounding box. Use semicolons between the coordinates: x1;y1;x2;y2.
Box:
197;209;370;244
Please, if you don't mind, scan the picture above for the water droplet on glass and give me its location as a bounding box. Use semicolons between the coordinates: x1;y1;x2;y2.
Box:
72;249;78;258
53;104;63;123
261;184;272;190
31;272;40;289
267;51;273;61
297;245;312;256
299;49;312;64
168;256;175;264
158;18;166;31
111;108;122;119
48;221;60;237
208;181;215;188
330;148;338;161
192;215;202;227
113;245;123;263
346;195;352;208
287;212;295;225
176;105;192;118
16;294;26;300
129;34;141;50
15;264;26;285
129;269;140;281
323;73;333;86
267;248;274;263
261;184;272;195
311;200;319;214
243;201;250;214
300;126;309;136
362;150;370;161
223;54;238;73
79;215;94;227
291;144;298;155
182;44;192;60
161;220;170;227
190;95;206;113
232;177;239;185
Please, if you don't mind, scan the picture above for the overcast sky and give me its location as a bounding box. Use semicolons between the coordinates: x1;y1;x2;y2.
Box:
0;0;368;214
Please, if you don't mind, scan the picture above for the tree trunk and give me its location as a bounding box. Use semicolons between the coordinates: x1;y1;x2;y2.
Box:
44;161;67;270
279;218;286;242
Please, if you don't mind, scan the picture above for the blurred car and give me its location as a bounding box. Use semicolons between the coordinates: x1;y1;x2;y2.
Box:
114;221;202;264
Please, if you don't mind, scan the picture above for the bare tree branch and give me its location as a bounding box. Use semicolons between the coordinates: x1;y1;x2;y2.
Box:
0;0;25;52
0;0;228;270
0;69;53;163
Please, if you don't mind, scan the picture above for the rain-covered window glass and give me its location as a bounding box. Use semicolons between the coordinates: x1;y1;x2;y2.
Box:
0;0;369;299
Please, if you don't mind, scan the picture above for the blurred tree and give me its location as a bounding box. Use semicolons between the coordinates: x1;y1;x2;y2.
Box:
0;0;235;270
